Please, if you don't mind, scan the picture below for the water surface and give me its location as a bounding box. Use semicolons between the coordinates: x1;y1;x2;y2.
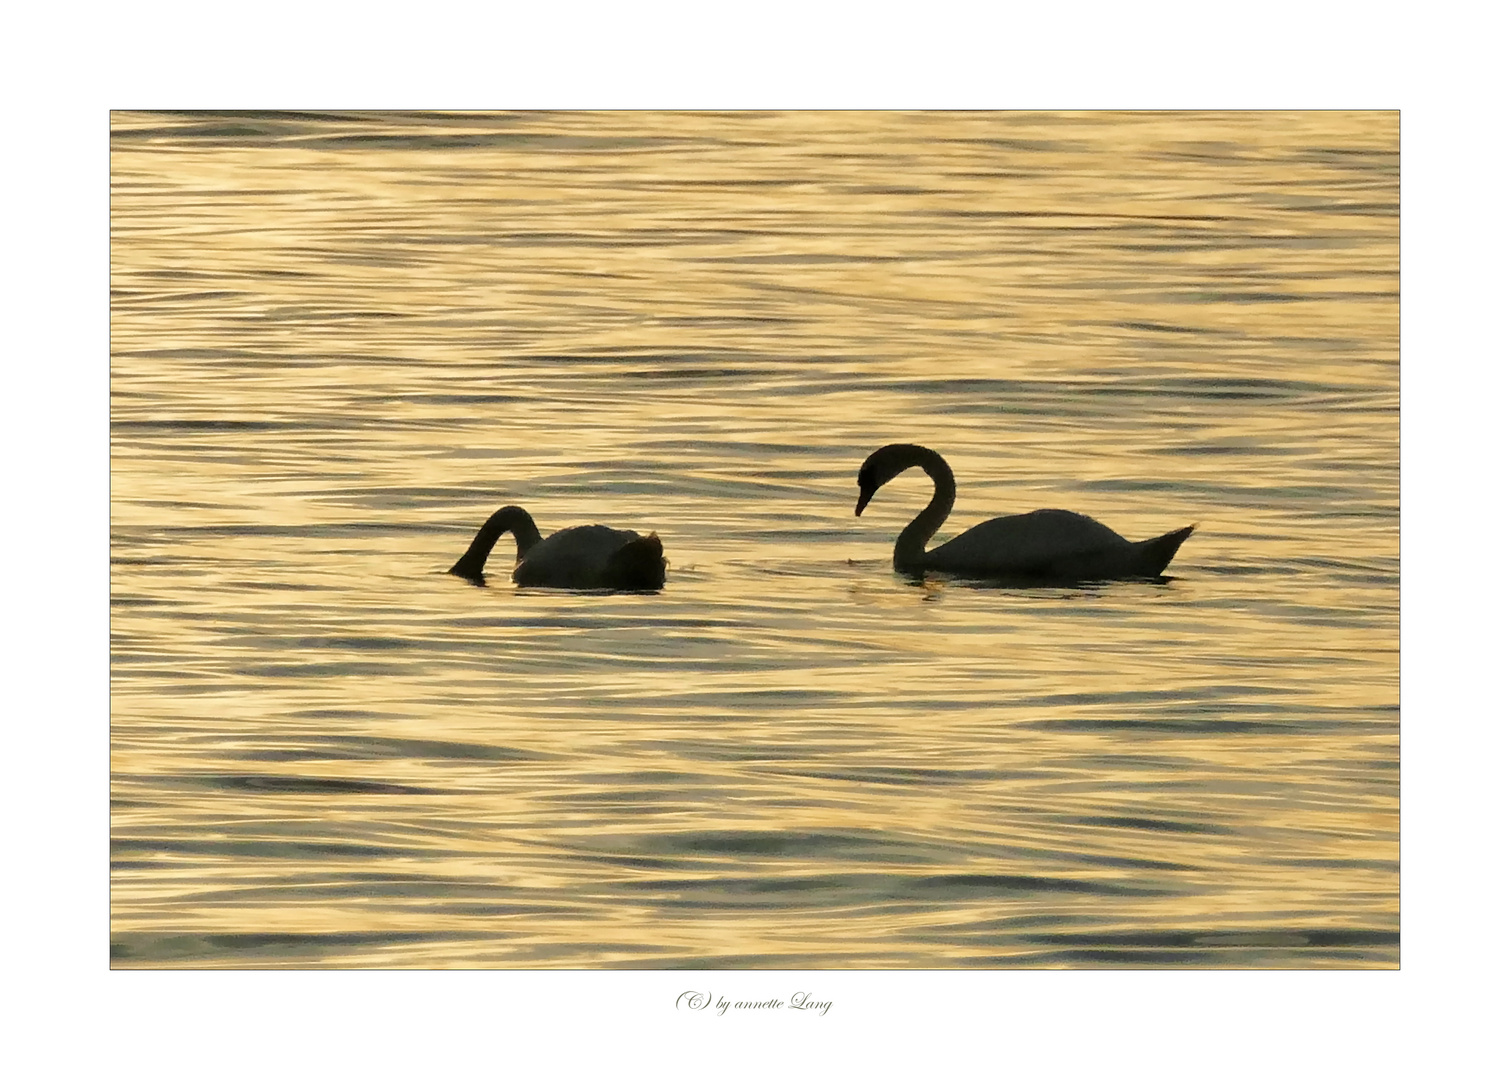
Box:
110;111;1399;968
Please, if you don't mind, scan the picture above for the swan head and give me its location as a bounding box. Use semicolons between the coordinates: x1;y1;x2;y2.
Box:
855;475;876;516
855;443;938;516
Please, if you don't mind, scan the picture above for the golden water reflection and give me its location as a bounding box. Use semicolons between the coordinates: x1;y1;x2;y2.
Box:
112;111;1397;967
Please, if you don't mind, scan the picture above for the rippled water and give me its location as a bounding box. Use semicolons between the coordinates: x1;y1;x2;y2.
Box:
110;111;1398;968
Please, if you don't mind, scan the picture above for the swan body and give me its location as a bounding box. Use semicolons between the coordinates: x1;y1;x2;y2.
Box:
855;444;1194;582
449;505;666;590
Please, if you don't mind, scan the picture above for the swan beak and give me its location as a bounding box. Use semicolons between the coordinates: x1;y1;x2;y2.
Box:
855;488;873;516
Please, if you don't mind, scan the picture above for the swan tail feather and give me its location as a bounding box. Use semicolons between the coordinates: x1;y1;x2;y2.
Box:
605;533;667;590
1135;524;1196;576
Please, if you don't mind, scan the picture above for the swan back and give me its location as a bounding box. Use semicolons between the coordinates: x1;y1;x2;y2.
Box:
513;525;666;590
927;509;1128;575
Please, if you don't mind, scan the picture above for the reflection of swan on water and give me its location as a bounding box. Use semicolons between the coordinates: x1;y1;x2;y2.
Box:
854;444;1194;582
449;505;666;590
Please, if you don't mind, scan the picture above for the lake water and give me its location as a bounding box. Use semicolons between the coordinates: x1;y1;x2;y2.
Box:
109;110;1399;968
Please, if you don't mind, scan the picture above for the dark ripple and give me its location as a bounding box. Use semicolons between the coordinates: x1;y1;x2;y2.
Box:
867;374;1352;402
111;837;422;860
234;662;405;678
1116;321;1217;335
905;874;1162;897
618;871;1165;909
173;874;594;909
1023;928;1398;949
761;766;1031;787
224;735;551;763
113;419;308;433
1072;815;1237;836
286;708;408;720
1012;685;1302;709
118;521;446;539
1027;718;1312;734
905;925;1397;967
172;773;444;795
630;829;923;860
298;132;686;152
111;930;492;964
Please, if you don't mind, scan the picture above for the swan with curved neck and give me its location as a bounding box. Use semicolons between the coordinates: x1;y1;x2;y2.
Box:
449;505;666;590
855;444;1193;582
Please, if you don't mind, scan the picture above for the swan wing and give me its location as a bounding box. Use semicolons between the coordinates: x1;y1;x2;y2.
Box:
513;525;647;587
925;509;1131;576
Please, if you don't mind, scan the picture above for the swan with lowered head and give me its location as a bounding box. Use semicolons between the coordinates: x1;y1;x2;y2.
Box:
855;444;1194;582
449;505;666;589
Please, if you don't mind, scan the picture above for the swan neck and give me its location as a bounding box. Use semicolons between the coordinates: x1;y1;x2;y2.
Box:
894;451;955;569
449;506;542;578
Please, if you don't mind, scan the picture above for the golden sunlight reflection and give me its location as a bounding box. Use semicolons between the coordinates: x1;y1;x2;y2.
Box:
112;111;1397;968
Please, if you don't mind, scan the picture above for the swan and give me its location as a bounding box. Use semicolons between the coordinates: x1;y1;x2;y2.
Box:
854;444;1194;582
449;505;666;589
